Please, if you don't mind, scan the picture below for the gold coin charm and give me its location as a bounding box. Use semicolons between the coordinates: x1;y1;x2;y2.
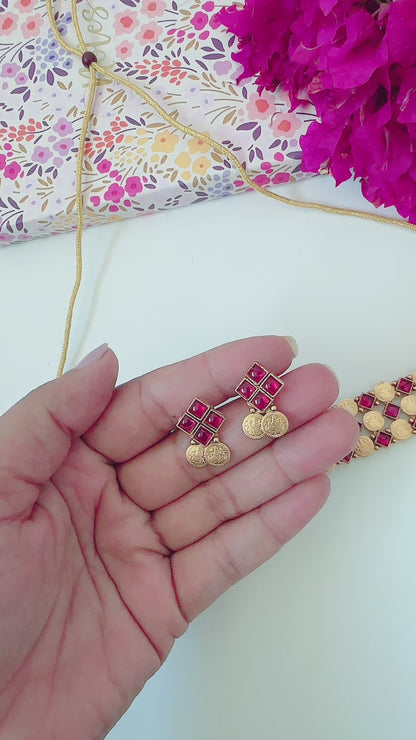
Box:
400;395;416;416
185;443;207;467
261;410;289;438
362;411;385;432
337;398;358;416
204;441;231;467
390;419;413;441
374;382;396;403
354;436;375;457
242;411;266;439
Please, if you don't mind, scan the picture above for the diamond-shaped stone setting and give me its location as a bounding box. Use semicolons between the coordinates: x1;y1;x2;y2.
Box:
384;403;400;420
235;363;284;411
176;398;224;446
358;392;376;410
396;377;414;395
375;430;392;448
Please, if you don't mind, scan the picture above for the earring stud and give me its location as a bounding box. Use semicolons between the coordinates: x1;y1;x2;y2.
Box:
235;362;289;439
177;398;231;467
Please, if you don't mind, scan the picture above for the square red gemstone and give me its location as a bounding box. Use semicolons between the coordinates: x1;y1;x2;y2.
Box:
236;379;256;401
396;377;413;394
375;430;392;448
359;393;375;410
247;363;268;384
188;398;209;420
194;426;214;446
177;414;198;435
252;391;272;412
205;410;224;431
262;374;283;397
384;403;400;420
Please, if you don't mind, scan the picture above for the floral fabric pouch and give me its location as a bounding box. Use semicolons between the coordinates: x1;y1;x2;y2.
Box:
0;0;315;244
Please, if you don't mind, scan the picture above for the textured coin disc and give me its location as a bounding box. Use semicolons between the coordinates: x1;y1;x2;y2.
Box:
242;412;266;439
354;435;375;457
261;410;289;438
412;370;416;383
400;395;416;416
374;382;396;403
204;442;231;467
337;398;358;416
390;419;413;441
362;411;385;432
185;444;207;467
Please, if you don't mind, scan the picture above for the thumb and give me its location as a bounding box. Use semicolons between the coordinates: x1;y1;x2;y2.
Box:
0;344;118;519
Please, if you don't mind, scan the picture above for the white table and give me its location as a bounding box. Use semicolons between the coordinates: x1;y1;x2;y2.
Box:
1;177;416;740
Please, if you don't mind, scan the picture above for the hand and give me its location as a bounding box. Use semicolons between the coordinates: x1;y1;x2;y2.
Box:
0;337;358;739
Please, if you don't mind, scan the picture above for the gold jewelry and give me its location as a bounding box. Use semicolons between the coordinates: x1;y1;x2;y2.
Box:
177;399;231;468
337;372;416;463
236;363;289;440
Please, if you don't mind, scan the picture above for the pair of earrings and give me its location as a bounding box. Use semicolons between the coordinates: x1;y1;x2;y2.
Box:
176;362;289;468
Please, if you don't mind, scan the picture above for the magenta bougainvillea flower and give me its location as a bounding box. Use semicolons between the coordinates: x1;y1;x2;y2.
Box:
218;0;416;222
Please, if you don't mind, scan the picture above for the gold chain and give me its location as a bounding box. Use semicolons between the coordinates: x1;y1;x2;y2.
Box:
46;0;416;376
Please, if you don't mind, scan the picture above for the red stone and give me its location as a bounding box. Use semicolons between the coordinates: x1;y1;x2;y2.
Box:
252;391;272;412
205;411;224;430
177;415;198;435
359;393;375;410
194;426;214;446
396;377;413;394
236;380;256;401
375;430;392;448
262;374;283;397
247;363;268;384
384;403;400;420
189;398;209;420
342;451;354;463
82;51;98;68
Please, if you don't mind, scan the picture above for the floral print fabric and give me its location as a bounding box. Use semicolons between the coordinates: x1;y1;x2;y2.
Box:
0;0;315;244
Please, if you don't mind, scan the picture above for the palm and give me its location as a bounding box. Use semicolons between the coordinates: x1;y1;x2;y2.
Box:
0;338;358;739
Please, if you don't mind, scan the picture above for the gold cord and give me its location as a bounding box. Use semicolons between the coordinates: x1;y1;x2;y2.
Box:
47;0;416;376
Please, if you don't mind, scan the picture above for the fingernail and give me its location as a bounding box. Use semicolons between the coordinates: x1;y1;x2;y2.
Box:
75;343;108;369
283;336;298;357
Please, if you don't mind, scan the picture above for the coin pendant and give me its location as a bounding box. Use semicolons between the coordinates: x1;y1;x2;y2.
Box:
242;412;265;439
400;395;416;416
390;419;413;441
362;411;385;432
185;444;207;467
261;410;289;438
337;398;358;416
412;370;416;384
204;441;231;467
354;435;375;457
374;382;396;403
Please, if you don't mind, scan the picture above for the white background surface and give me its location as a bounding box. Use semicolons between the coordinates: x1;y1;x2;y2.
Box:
1;177;416;740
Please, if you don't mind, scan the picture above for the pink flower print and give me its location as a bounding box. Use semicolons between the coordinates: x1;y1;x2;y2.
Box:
104;183;125;203
1;63;19;77
137;22;162;44
252;173;270;187
0;154;6;170
141;0;166;18
191;11;208;31
272;172;290;185
21;14;44;39
271;113;302;137
125;176;143;197
116;41;134;60
214;60;232;77
0;234;13;244
15;0;37;12
202;1;214;10
0;13;18;36
32;146;52;164
15;72;28;86
53;118;74;136
90;196;101;206
246;91;276;121
97;159;112;173
4;162;21;180
53;138;73;156
113;11;138;35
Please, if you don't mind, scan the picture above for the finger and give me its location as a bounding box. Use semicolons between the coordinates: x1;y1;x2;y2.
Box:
118;363;339;510
0;346;118;520
172;473;330;621
84;335;296;463
154;406;358;550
